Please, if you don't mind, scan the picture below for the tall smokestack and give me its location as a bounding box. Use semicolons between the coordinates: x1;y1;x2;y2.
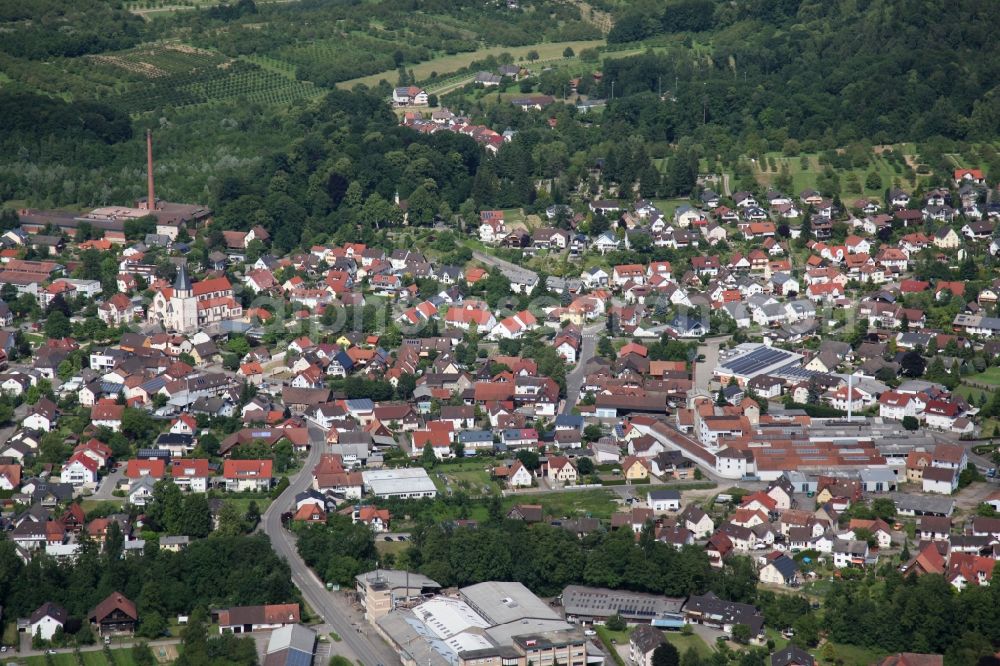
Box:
146;128;156;211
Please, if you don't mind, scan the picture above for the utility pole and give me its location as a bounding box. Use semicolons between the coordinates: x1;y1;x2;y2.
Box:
611;80;615;100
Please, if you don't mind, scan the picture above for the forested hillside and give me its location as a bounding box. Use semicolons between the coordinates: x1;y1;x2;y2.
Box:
0;0;144;59
604;0;1000;143
2;0;1000;221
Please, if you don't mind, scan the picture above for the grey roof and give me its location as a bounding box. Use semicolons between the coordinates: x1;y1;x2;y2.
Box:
767;555;799;581
832;539;868;555
460;581;560;626
554;414;584;429
890;492;953;516
354;570;442;601
561;585;683;620
648;489;681;501
859;468;897;483
771;644;815;666
458;430;493;443
129;476;157;493
174;262;192;292
630;624;666;653
265;623;316;660
29;602;67;625
682;592;764;634
374;610;453;666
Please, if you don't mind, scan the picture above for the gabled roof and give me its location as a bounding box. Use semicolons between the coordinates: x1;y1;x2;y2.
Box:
223;459;273;479
30;602;68;625
90;592;138;622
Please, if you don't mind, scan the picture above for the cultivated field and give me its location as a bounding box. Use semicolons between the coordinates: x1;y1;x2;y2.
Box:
86;43;323;114
337;39;605;90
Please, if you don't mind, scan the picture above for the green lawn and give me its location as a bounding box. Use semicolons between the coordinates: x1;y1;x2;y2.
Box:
595;626;629;666
2;648;142;666
219;497;272;515
967;367;1000;386
752;148;916;197
81;499;124;514
2;622;17;647
820;641;887;665
665;631;713;658
764;627;791;651
375;538;410;559
434;467;499;495
436;460;498;496
594;626;713;664
955;384;988;402
503;489;620;519
651;198;693;219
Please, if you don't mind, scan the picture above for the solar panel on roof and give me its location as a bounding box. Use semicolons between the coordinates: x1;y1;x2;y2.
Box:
282;649;313;666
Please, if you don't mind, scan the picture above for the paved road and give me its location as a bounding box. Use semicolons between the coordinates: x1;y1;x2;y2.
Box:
90;464;126;501
563;322;604;414
0;400;28;447
472;250;538;283
261;429;398;666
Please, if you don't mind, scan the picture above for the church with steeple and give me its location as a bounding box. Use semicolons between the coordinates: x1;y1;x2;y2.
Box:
147;263;241;333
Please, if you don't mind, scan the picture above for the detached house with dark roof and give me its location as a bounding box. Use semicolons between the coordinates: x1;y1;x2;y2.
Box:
89;592;138;636
28;602;67;641
758;552;802;587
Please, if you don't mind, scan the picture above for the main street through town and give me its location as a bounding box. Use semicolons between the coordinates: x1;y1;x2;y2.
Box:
563;322;604;413
262;427;397;666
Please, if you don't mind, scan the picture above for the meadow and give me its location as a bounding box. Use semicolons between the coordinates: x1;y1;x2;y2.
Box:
337;39;605;91
752;147;918;198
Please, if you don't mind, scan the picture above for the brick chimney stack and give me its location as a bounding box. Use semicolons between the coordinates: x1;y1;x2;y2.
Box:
146;128;156;211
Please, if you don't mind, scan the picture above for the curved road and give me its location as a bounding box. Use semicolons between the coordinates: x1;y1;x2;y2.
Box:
262;429;398;666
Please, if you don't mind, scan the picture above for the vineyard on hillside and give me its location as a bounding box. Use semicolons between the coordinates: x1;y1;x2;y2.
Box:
85;43;323;114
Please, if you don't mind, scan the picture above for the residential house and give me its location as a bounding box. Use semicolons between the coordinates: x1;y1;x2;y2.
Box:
758;553;802;587
647;489;681;513
223;459;273;492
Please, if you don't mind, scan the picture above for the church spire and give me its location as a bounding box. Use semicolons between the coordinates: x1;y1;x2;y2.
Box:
174;262;192;294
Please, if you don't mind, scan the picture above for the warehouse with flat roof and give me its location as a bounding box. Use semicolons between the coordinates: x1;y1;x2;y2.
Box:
714;343;804;386
561;585;684;624
374;581;597;666
362;467;437;499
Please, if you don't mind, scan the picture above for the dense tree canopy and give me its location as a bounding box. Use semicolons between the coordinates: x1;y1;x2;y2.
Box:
0;535;295;628
604;0;1000;144
405;519;754;600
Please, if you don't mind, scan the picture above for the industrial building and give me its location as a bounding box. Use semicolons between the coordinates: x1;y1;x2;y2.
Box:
355;569;442;622
714;343;804;387
362;467;437;499
373;580;602;666
560;585;685;627
263;624;316;666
